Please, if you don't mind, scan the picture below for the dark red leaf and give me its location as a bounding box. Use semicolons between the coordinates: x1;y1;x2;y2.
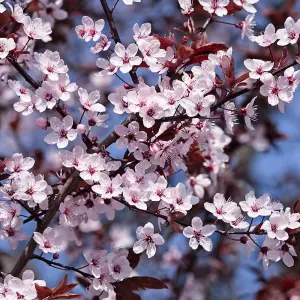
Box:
35;284;52;298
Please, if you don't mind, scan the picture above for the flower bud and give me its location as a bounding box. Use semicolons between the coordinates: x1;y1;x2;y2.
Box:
53;253;59;260
77;124;86;134
92;136;98;144
35;117;48;129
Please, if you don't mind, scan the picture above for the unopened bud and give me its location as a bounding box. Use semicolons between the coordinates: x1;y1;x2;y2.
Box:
53;253;59;260
92;136;98;144
77;124;86;134
35;117;48;129
124;83;131;89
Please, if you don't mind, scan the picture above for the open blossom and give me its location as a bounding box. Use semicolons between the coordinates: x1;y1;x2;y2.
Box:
8;80;34;103
260;73;293;107
276;17;300;46
90;34;111;54
35;80;61;112
183;217;216;251
75;16;105;42
87;111;109;128
0;38;16;59
5;153;35;178
33;227;62;253
133;222;165;258
92;174;122;199
44;115;77;148
261;213;289;241
239;191;272;218
139;100;164;127
37;0;68;25
96;58;118;76
284;66;300;92
34;50;68;81
146;176;168;202
107;251;132;280
23;17;52;40
223;102;237;133
78;87;106;112
240;14;256;40
251;24;277;47
133;23;151;41
8;4;28;24
233;0;258;13
204;193;238;222
50;73;78;101
181;93;215;117
110;43;142;73
137;38;166;66
178;0;194;15
244;59;274;80
0;219;27;250
199;0;229;17
115;121;147;152
84;249;107;277
188;174;211;198
241;97;257;130
123;186;148;210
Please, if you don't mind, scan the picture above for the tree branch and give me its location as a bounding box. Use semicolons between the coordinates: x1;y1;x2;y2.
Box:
99;0;139;84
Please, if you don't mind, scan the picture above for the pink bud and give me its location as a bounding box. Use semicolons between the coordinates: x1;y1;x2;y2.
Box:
77;124;86;134
35;117;48;129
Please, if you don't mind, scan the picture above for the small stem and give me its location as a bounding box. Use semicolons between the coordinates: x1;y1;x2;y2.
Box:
111;0;120;13
268;46;274;62
213;19;236;26
79;110;85;124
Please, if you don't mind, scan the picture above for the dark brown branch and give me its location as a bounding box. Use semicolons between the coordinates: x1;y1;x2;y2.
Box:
99;0;139;84
31;254;92;278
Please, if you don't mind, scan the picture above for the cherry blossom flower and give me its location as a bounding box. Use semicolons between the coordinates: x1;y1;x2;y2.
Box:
146;176;168;202
35;81;61;112
149;46;175;74
14;173;51;207
77;153;107;182
164;182;199;214
244;59;274;80
23;17;52;40
44;115;77;148
34;50;68;81
75;16;105;42
240;14;256;40
199;0;229;17
233;0;258;13
84;249;107;277
50;73;78;101
107;251;132;280
239;191;272;218
78;87;106;112
90;34;111;54
241;97;258;130
87;111;109;128
59;196;80;227
188;174;211;198
0;203;21;228
284;66;300;92
183;217;216;251
33;227;62;253
133;222;165;258
0;219;27;250
139;99;164;127
181;93;215;117
92;265;114;292
261;213;289;241
258;237;280;269
59;145;85;168
98;198;125;220
278;243;297;267
251;24;277;47
8;4;28;24
276;17;300;46
115;121;147;152
8;80;34;103
0;38;16;59
223;102;237;133
96;58;118;76
260;73;293;107
5;153;35;179
37;0;68;26
137;38;166;66
178;0;194;15
204;193;238;222
133;23;151;41
110;43;142;73
92;174;122;199
123;186;149;210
